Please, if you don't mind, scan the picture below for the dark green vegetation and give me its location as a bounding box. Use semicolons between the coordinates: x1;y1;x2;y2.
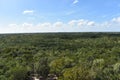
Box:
0;33;120;80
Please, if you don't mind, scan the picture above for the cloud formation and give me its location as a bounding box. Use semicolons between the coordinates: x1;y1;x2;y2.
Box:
23;10;34;15
68;20;77;26
112;17;120;23
53;22;64;27
73;0;79;4
0;17;120;33
38;23;51;27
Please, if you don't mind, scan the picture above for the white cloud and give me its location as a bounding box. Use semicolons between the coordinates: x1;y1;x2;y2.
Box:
69;19;91;27
23;10;34;15
22;23;33;27
68;19;96;27
77;19;89;27
9;24;17;27
38;23;51;27
1;17;120;33
73;0;79;4
112;17;120;23
53;22;64;27
87;21;95;26
68;20;77;26
3;23;34;33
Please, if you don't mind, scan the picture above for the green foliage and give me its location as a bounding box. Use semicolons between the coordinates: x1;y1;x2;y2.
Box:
49;57;73;75
0;33;120;80
63;66;92;80
10;66;28;80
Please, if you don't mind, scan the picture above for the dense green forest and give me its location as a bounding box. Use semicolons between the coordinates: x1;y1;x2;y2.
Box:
0;33;120;80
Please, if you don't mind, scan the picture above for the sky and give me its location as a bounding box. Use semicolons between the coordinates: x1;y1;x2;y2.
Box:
0;0;120;33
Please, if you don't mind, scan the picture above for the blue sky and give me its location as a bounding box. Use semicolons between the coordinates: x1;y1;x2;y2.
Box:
0;0;120;33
